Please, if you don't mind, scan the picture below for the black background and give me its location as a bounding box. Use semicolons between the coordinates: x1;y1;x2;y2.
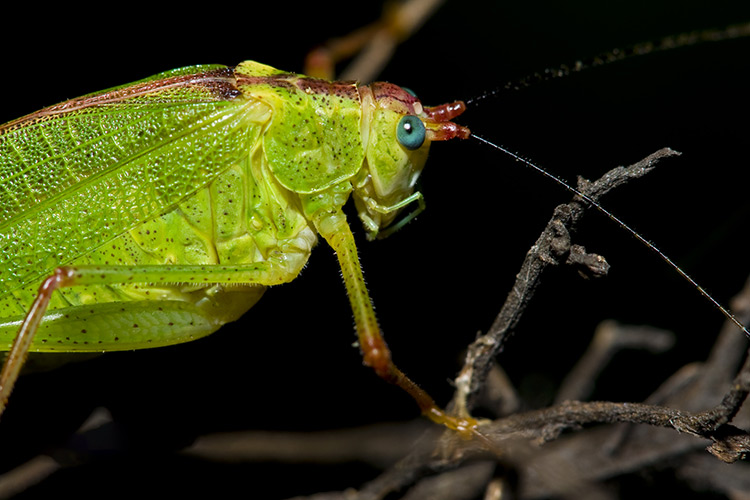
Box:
2;1;750;497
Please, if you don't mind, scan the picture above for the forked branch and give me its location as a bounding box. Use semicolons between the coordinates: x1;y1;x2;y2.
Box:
451;147;682;415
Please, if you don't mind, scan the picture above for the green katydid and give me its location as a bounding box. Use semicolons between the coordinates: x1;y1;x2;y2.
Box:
0;59;479;434
2;22;749;449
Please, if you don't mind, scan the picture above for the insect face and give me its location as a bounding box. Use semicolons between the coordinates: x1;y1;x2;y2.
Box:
354;82;469;239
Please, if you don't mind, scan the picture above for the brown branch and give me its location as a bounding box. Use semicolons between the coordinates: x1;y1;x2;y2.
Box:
451;147;682;416
281;395;750;500
480;400;747;450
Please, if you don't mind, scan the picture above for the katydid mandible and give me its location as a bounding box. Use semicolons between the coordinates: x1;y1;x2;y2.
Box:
0;60;475;433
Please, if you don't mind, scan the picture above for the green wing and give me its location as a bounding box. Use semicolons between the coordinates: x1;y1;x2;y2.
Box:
0;65;263;295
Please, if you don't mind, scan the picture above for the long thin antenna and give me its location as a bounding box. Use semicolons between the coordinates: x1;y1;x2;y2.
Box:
466;22;750;105
472;134;750;340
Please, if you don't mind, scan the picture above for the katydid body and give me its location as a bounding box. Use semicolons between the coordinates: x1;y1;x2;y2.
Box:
0;60;472;430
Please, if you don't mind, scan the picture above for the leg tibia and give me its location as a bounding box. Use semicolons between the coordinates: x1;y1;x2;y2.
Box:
315;212;480;437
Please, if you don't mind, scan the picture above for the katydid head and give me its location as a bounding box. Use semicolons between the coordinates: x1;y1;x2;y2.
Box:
355;82;469;239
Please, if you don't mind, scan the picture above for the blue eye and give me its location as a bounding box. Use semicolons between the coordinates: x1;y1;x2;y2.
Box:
397;115;425;151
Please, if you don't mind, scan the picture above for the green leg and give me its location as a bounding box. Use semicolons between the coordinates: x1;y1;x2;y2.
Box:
315;211;479;437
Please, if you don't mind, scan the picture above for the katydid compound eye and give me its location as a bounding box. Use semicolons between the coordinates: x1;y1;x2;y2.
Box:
397;115;426;151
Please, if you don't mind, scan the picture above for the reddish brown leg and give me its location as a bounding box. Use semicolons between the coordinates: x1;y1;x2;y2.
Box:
0;267;77;417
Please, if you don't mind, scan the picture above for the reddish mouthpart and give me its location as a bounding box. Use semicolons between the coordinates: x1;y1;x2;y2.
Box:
424;101;470;141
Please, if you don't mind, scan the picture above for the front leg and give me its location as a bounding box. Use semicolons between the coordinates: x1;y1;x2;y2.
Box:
313;210;479;436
